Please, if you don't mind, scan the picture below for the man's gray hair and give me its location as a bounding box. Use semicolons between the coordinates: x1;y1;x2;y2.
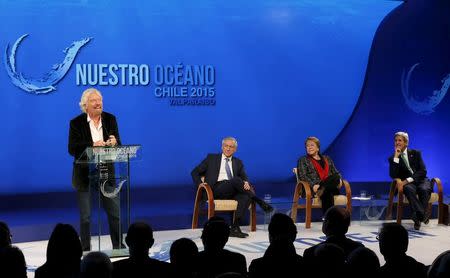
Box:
79;88;102;113
395;131;409;145
222;137;238;147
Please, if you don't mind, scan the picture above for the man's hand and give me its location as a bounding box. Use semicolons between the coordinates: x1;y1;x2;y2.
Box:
244;181;251;191
93;140;106;147
394;147;402;158
313;184;320;193
106;135;117;146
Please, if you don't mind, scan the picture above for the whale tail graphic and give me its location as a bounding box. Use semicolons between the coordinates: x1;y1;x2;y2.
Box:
401;63;450;115
4;34;91;94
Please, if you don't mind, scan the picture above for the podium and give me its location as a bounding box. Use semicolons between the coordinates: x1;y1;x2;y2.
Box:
76;145;141;257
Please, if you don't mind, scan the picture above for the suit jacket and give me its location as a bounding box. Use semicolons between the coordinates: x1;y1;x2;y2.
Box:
191;153;249;187
297;154;341;187
68;112;121;191
388;149;427;182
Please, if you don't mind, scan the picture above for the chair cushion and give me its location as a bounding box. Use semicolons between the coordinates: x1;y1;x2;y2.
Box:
312;195;348;206
334;195;348;205
213;200;238;211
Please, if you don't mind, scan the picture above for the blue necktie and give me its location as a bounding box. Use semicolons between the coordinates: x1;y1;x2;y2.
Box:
225;158;233;180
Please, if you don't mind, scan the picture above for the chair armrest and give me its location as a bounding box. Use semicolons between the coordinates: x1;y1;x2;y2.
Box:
299;180;312;199
431;177;443;202
393;178;404;194
196;183;215;209
342;179;352;198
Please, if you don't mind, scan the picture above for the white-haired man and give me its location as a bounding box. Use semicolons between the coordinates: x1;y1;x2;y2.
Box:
68;88;123;251
388;131;432;230
191;137;273;238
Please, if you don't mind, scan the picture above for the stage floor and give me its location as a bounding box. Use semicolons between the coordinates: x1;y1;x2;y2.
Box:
18;219;449;278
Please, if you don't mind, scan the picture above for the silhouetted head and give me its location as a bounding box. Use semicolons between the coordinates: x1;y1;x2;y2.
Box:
314;243;345;276
80;251;112;278
428;250;450;278
46;223;82;267
268;213;297;243
125;222;154;257
170;237;199;266
347;247;380;277
378;223;408;260
201;216;230;252
0;221;12;248
322;206;351;237
0;245;27;278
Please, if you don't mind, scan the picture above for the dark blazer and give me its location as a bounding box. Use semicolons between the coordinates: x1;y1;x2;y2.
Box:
388;149;427;182
68;112;121;191
191;153;249;186
297;154;341;186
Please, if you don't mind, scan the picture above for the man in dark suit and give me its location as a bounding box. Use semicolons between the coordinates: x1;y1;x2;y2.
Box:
388;131;432;230
68;88;122;251
191;137;273;238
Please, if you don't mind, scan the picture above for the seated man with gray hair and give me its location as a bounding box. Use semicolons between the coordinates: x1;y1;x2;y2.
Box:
388;131;432;230
191;137;273;238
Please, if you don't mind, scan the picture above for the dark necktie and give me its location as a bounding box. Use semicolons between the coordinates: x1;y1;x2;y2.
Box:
225;158;233;180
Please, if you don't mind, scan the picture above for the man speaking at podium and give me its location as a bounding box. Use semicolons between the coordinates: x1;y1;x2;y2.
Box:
68;88;123;251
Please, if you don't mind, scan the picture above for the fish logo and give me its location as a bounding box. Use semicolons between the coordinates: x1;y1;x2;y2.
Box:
4;34;91;94
401;63;450;115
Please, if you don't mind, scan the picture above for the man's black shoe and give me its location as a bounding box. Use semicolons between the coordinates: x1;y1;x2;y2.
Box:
423;211;430;225
230;225;248;238
413;220;421;230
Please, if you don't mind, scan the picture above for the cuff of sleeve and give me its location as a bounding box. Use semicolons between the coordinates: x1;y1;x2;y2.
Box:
393;157;400;163
406;177;414;183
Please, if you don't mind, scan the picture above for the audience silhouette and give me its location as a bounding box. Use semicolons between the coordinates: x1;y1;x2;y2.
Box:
80;251;112;278
428;250;450;278
112;221;173;278
0;221;12;248
378;222;427;278
303;206;364;266
314;243;347;278
197;216;247;278
0;245;28;278
249;213;304;278
170;237;199;278
347;246;380;278
2;213;449;278
35;223;82;278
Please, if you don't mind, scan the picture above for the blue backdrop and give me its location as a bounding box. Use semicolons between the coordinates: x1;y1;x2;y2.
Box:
3;0;448;195
328;0;450;188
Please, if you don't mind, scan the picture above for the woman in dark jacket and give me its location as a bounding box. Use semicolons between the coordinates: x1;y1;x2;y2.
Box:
297;136;342;214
